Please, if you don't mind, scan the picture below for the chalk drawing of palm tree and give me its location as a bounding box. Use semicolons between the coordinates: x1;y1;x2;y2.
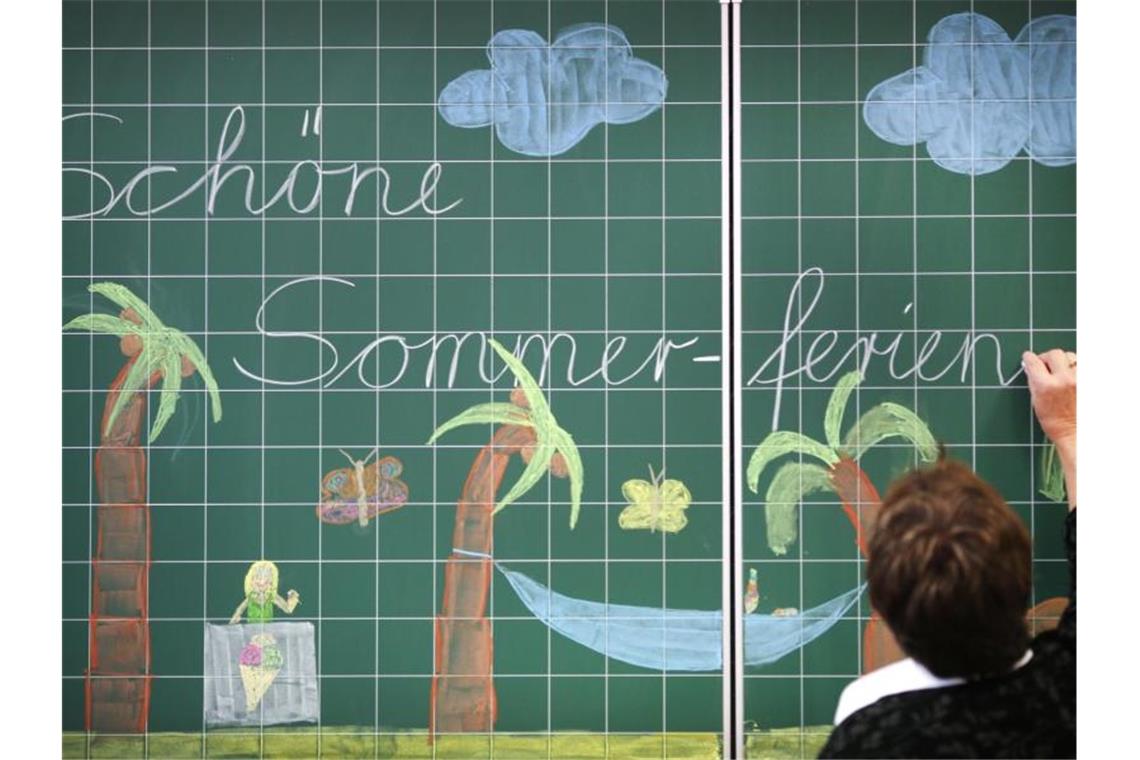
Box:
64;282;221;732
746;370;936;672
426;338;582;737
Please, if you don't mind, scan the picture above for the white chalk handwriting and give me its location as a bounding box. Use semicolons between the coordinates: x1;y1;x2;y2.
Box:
231;273;1027;425
748;268;1025;428
62;107;461;219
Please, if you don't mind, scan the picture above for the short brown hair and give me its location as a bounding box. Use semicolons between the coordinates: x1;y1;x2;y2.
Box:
868;454;1031;678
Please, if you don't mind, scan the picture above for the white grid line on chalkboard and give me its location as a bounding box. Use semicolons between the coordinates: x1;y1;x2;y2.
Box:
908;0;920;696
854;0;865;686
971;2;979;488
61;271;1076;281
67;44;724;51
429;0;440;750
64;672;874;680
659;0;668;750
62;157;725;164
316;1;325;752
63;554;1070;567
61;441;1055;452
60;496;1060;509
486;0;495;747
63;99;724;107
1027;0;1038;610
85;1;94;755
545;0;553;750
374;0;382;750
202;0;213;753
61;213;1072;220
145;3;153;753
56;324;1075;337
61;95;1080;106
59;155;1069;163
910;0;920;482
65;40;1072;51
260;0;268;600
603;0;611;748
794;0;805;746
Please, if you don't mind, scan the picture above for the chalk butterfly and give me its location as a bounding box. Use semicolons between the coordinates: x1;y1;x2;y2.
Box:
317;448;409;527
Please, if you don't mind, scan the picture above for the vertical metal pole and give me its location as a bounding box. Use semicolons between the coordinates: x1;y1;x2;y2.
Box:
721;0;743;757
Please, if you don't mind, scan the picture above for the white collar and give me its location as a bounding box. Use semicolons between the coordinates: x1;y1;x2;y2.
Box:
834;650;1034;726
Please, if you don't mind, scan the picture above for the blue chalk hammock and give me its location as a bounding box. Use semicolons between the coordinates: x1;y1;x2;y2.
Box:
496;563;865;672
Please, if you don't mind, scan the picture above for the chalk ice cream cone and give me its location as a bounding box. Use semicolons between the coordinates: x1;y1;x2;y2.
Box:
237;634;284;712
239;663;281;712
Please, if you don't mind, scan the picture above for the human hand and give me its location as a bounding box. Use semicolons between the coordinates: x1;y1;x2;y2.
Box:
1022;349;1076;452
1023;349;1076;509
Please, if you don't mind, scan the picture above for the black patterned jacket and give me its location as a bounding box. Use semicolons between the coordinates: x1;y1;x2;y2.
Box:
819;511;1076;759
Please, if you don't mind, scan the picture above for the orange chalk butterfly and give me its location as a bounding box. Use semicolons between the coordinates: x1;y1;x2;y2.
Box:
317;448;409;527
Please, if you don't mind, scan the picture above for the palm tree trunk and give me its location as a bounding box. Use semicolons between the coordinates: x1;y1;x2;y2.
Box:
87;357;160;732
828;457;905;673
430;424;536;738
1026;596;1068;636
829;457;880;555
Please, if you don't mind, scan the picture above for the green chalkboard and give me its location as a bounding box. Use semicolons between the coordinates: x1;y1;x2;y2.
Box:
739;0;1076;747
61;1;1076;757
63;0;725;753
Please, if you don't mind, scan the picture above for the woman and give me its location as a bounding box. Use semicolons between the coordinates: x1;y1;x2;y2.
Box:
821;349;1076;758
229;560;301;624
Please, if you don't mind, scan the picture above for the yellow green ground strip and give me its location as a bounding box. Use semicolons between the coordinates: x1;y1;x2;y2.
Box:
63;727;832;759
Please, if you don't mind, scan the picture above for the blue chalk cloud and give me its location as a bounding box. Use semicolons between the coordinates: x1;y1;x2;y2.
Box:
438;24;667;156
863;12;1075;175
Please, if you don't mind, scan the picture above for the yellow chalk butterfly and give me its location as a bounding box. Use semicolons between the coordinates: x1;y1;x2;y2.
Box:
618;465;692;534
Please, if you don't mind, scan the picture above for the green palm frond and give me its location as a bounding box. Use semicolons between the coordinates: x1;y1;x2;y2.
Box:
63;282;222;442
1039;444;1067;502
746;431;839;493
487;338;554;432
89;282;162;331
427;402;534;444
840;402;938;463
550;425;584;528
61;313;143;337
824;371;862;450
149;353;186;443
174;332;222;425
494;441;556;516
764;462;835;556
747;372;941;556
487;338;584;526
104;346;159;439
426;339;585;528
